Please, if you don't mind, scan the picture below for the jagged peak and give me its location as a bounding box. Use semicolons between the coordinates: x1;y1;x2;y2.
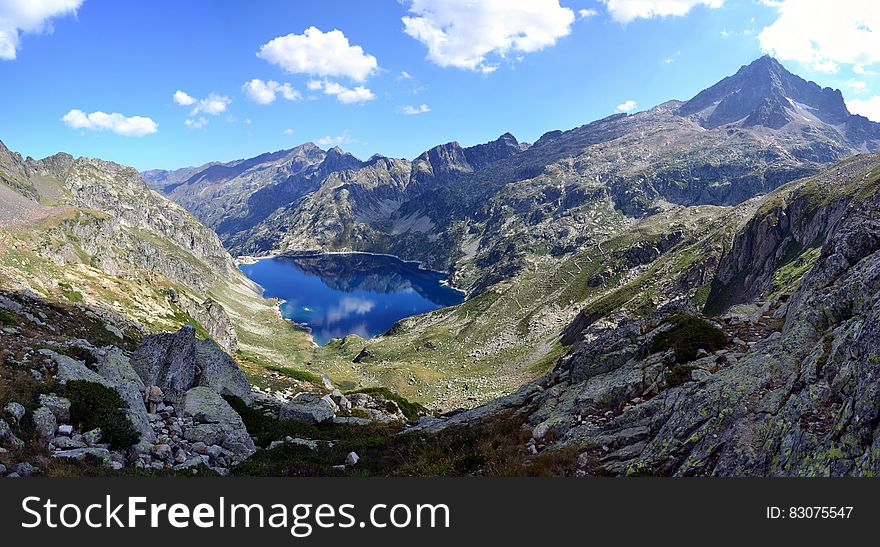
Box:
678;55;853;129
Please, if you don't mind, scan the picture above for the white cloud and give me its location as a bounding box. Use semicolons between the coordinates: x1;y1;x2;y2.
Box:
316;131;353;147
845;78;868;94
190;93;231;116
282;128;295;136
848;96;880;121
0;0;83;60
402;104;431;115
399;71;414;80
62;109;158;137
759;1;880;74
242;79;301;105
244;117;252;125
184;117;208;129
173;92;231;126
173;90;196;106
615;100;637;113
401;0;575;72
578;8;599;19
601;0;723;23
309;80;376;104
257;27;378;82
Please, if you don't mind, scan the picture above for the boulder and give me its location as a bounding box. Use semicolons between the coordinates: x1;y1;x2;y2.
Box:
329;389;352;411
12;462;38;477
83;428;102;447
0;419;25;450
52;448;111;465
181;387;255;463
92;347;155;444
53;436;87;449
279;393;336;424
131;326;252;405
33;406;57;441
38;394;71;422
4;402;25;424
44;349;113;388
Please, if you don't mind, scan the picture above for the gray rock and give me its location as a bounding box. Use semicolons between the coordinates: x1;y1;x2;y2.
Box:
0;419;25;450
57;424;74;436
173;457;205;472
279;392;336;424
4;402;25;423
52;448;111;465
0;464;6;475
329;390;352;411
33;406;57;441
39;394;71;422
151;443;173;462
83;428;102;446
130;326;252;406
53;436;87;449
181;387;255;462
92;347;155;444
44;349;114;387
12;462;38;477
346;451;360;467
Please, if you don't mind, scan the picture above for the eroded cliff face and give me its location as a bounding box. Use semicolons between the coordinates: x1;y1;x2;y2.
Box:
705;155;879;314
410;154;880;476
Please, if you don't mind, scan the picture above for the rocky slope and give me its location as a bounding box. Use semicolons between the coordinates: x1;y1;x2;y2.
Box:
0;139;318;364
410;154;880;476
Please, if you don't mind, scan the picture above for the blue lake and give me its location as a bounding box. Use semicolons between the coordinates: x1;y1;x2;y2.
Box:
239;253;465;345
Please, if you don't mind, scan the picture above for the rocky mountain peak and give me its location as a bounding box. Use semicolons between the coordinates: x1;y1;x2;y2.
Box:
678;55;854;130
414;141;473;178
319;146;363;173
463;132;528;170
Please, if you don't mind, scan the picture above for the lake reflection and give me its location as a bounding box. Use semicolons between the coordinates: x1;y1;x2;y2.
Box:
239;253;464;345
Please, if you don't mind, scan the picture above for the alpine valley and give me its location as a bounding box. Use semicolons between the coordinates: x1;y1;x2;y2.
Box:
4;56;880;477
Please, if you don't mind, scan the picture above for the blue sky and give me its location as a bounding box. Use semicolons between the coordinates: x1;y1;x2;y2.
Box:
1;0;878;171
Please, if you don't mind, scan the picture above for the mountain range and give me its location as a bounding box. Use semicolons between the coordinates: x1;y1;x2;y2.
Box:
144;56;880;293
5;56;880;476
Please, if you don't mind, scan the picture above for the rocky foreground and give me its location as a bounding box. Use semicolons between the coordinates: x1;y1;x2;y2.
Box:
0;292;417;478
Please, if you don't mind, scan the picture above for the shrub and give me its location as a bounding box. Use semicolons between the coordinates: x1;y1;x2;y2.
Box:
650;314;728;363
666;365;694;387
0;309;17;325
64;380;140;449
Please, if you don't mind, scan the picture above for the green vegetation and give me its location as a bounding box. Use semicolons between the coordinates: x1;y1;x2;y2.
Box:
228;396;574;477
0;309;17;325
167;304;210;340
64;380;140;449
650;314;728;363
772;246;821;297
235;351;323;387
347;387;428;421
666;364;695;387
58;281;84;303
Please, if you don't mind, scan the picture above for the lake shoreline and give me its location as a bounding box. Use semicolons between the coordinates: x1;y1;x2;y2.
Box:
238;251;465;346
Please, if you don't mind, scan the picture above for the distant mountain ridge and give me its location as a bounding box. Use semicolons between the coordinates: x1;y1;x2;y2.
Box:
144;56;880;293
